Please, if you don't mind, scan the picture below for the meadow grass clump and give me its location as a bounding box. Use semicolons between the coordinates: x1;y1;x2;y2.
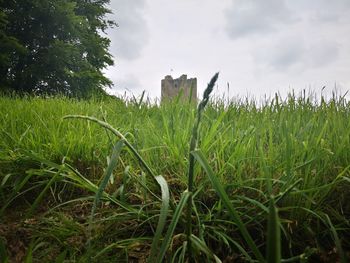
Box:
0;86;349;262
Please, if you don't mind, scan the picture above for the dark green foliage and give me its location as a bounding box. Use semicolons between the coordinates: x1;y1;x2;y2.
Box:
0;0;115;97
0;8;26;90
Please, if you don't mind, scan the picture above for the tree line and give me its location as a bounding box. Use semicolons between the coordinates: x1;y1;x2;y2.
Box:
0;0;115;97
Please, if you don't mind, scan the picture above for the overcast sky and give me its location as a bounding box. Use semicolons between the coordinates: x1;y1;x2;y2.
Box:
104;0;350;101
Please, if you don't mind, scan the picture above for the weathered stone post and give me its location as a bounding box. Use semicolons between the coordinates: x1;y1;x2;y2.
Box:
161;74;197;103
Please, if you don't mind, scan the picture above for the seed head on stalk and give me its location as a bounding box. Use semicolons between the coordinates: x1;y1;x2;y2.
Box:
202;72;219;107
186;72;219;261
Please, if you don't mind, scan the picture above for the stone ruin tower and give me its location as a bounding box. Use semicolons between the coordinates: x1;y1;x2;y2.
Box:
161;74;197;103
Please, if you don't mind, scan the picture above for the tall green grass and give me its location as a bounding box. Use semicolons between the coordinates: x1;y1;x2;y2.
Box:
0;88;349;262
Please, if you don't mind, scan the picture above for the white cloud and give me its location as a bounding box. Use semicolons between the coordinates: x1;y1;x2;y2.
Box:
107;0;149;60
306;41;339;67
223;0;344;73
292;0;350;24
254;36;339;71
224;0;297;39
103;0;350;100
115;74;141;91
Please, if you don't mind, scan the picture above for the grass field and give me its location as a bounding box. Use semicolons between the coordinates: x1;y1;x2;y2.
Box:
0;86;349;262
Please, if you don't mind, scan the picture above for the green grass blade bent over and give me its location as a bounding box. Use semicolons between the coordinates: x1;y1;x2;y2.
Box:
63;115;158;181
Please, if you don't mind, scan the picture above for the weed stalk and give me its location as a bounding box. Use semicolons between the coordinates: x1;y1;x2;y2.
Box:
186;72;219;260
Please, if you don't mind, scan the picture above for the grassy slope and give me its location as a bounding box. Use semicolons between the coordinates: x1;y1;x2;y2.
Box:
0;94;349;262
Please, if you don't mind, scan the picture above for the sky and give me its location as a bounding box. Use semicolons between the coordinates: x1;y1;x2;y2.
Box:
103;0;350;101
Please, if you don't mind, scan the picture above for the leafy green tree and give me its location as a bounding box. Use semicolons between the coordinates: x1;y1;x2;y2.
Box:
0;8;25;88
0;0;115;97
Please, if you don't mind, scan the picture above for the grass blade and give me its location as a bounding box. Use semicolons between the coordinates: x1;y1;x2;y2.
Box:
92;139;124;211
27;170;61;217
190;234;222;263
88;140;124;249
324;214;347;263
266;197;281;263
186;72;219;259
157;191;190;263
191;149;265;263
55;250;67;263
63;115;157;180
0;238;8;263
148;175;170;262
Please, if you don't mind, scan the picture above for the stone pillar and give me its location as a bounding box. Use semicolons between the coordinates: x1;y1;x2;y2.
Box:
161;74;197;103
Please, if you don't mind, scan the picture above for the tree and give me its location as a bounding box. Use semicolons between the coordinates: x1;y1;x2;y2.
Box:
0;0;115;97
0;8;26;87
